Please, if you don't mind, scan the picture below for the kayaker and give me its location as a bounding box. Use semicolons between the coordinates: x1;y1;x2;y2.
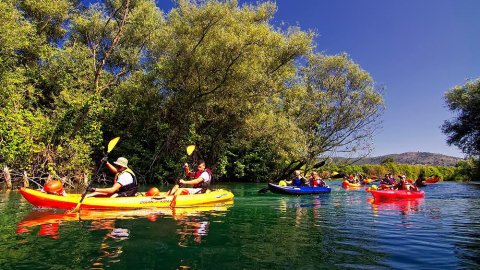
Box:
290;170;307;187
415;173;426;187
170;160;212;195
86;157;138;197
393;175;407;190
309;171;326;187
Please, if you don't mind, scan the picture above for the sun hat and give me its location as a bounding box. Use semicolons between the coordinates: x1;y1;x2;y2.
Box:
113;157;128;168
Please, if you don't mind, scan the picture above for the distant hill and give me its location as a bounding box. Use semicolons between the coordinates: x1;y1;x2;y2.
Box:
348;152;463;166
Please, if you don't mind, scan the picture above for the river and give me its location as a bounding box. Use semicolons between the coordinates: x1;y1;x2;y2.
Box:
1;182;479;269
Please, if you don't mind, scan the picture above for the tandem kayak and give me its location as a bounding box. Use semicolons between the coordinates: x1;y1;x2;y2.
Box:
267;183;331;195
19;187;234;210
369;189;425;201
342;180;362;188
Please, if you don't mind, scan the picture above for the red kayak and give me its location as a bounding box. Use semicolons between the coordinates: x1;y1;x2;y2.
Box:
425;177;440;184
369;189;425;201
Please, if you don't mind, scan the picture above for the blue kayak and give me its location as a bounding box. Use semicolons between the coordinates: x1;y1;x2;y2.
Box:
268;183;331;195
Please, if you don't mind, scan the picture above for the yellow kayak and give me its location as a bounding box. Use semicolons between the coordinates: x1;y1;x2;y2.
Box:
20;187;234;210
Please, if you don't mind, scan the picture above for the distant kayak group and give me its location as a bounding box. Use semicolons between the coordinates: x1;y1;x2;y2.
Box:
264;171;441;202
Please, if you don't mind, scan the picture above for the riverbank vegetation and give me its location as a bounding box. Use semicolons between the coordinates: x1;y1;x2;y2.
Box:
0;0;385;186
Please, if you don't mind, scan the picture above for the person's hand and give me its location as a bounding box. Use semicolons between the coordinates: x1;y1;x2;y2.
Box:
87;186;96;192
101;156;108;164
183;163;189;169
179;179;185;185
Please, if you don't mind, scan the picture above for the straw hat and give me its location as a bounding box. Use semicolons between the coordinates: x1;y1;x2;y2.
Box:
113;157;128;168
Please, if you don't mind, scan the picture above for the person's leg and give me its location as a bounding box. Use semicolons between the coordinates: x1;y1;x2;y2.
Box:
85;191;109;198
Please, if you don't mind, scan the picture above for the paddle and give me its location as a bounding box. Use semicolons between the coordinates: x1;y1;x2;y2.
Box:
258;185;270;194
170;145;196;208
70;137;120;212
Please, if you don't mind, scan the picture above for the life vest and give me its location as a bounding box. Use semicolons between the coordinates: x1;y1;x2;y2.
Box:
115;168;137;197
193;168;212;189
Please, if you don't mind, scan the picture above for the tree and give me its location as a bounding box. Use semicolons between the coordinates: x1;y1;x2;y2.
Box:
135;0;313;178
381;157;395;164
273;53;384;180
442;79;480;157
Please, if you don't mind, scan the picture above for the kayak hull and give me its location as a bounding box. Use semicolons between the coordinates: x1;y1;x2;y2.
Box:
19;188;234;210
268;183;331;195
370;189;425;201
425;177;440;184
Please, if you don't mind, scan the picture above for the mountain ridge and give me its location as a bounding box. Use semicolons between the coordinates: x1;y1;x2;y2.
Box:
347;152;463;166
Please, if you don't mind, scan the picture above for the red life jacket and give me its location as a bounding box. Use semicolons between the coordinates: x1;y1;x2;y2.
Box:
193;168;212;188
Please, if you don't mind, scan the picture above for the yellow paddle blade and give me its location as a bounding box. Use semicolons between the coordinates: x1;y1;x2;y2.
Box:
107;137;120;153
186;145;195;156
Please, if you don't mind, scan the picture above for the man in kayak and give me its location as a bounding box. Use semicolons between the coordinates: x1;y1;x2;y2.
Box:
170;160;212;195
393;175;407;190
393;175;419;191
86;157;138;197
286;170;307;186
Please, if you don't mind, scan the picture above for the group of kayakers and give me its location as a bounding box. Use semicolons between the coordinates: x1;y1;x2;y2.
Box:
280;170;328;187
277;170;426;192
377;174;419;191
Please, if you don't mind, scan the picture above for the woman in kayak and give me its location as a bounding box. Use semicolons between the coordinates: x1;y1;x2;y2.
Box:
309;171;326;187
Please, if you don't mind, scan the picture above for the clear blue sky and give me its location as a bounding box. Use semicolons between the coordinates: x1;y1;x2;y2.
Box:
88;0;479;157
266;0;480;158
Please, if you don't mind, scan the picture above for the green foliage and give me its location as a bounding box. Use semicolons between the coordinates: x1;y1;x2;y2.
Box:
0;0;388;184
381;157;395;164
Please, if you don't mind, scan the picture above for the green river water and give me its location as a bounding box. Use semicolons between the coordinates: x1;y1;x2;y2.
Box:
1;182;480;269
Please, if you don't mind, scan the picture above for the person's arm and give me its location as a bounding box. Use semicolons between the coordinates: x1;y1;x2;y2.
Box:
180;177;203;185
183;163;195;178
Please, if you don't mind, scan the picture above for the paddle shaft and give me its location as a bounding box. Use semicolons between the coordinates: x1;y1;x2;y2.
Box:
71;159;106;211
170;145;195;208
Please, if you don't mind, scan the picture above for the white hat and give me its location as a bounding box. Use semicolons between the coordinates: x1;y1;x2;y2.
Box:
113;157;128;168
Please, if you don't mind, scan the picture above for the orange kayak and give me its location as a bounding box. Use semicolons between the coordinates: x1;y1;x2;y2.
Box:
342;180;362;188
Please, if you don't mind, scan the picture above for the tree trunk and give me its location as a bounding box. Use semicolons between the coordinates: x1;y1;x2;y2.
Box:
3;166;12;190
23;171;29;188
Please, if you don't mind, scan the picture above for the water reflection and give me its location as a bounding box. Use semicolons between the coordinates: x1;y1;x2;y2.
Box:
172;203;232;248
90;226;130;269
367;197;424;217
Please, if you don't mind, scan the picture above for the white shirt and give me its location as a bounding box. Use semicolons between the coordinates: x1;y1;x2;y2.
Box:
117;171;134;186
199;171;211;184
